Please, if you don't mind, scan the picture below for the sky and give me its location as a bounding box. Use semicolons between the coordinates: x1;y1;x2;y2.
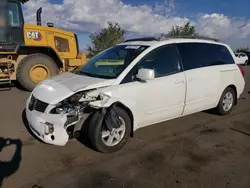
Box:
23;0;250;51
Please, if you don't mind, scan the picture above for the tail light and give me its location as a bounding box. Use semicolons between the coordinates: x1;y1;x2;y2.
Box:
237;64;245;77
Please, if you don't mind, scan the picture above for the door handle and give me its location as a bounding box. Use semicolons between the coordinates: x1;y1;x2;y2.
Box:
174;80;184;84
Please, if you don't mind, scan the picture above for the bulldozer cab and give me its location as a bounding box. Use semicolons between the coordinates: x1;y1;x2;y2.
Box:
0;0;24;52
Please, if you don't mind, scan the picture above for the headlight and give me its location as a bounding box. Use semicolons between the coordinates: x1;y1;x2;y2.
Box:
50;93;83;115
50;103;76;115
55;107;69;114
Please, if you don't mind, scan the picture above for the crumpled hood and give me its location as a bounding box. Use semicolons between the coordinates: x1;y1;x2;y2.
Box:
32;72;115;105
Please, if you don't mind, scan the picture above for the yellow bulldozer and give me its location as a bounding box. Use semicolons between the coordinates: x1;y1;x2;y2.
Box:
0;0;87;91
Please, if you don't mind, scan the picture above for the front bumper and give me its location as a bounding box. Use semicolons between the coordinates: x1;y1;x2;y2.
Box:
25;98;70;146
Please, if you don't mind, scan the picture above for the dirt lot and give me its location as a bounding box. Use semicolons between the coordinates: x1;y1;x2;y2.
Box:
0;67;250;188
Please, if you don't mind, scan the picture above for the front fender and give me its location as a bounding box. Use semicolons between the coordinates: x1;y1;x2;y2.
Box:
88;92;138;131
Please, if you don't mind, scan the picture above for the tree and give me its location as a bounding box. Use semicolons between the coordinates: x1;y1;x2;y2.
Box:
236;47;249;53
86;22;125;57
159;22;198;40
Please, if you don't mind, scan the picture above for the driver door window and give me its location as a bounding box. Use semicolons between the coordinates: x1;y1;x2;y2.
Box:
138;45;181;78
122;44;181;84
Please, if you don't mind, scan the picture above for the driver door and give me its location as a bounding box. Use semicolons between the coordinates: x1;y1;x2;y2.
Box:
120;44;186;127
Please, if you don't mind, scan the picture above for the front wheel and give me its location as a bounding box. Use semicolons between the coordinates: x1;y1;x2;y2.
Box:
215;87;236;115
245;60;248;66
88;106;132;153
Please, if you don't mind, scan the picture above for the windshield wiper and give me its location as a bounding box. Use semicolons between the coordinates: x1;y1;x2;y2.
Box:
77;71;99;78
78;71;116;79
97;75;116;79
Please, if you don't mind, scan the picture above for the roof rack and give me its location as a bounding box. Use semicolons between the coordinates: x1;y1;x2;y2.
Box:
123;37;157;42
159;35;220;42
123;35;220;43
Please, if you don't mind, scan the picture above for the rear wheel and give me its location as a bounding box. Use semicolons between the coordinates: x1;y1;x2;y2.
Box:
215;87;236;115
16;54;59;91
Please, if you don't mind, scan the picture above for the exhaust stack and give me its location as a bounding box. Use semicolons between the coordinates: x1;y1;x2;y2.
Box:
36;7;42;26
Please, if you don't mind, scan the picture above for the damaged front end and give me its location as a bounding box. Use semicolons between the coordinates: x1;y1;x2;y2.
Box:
49;91;120;141
49;92;102;137
26;88;124;147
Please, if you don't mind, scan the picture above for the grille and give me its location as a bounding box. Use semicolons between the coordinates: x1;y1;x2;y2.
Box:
29;95;48;113
34;99;49;112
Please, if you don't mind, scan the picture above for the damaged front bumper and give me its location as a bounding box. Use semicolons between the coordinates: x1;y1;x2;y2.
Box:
25;97;78;146
25;91;113;146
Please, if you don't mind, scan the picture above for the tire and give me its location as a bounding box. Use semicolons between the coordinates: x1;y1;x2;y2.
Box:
215;87;236;116
245;60;248;66
16;53;59;91
88;106;132;153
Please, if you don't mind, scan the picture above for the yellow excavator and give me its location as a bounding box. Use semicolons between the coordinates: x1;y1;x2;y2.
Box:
0;0;87;91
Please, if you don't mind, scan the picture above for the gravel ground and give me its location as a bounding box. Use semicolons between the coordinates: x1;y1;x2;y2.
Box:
0;67;250;188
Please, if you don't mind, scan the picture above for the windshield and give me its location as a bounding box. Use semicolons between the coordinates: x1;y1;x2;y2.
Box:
78;45;149;79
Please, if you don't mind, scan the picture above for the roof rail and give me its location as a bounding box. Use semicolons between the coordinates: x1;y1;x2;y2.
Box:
159;35;220;42
123;35;219;43
123;37;157;42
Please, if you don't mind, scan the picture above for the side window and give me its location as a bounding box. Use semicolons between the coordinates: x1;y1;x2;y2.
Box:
121;45;180;84
8;2;20;27
138;45;180;78
55;37;70;52
176;43;234;71
177;43;206;70
215;45;235;64
121;65;138;84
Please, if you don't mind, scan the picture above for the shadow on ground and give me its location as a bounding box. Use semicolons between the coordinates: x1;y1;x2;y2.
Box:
0;137;22;187
75;114;95;151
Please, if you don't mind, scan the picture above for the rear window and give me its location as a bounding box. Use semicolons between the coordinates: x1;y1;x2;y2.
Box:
176;43;235;71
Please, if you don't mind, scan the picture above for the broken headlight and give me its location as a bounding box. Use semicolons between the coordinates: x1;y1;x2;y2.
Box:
50;93;83;115
50;103;78;115
53;106;75;115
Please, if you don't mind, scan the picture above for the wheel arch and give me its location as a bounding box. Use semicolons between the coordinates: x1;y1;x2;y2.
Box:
227;85;237;105
92;100;135;138
113;102;135;137
16;46;63;69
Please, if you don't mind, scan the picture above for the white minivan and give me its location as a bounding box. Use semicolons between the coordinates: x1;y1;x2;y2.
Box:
25;37;245;153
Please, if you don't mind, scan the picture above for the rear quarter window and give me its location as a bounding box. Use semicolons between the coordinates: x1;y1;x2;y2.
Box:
176;43;235;71
216;45;235;64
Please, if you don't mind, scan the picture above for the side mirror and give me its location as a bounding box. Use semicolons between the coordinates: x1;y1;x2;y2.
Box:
136;68;155;81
